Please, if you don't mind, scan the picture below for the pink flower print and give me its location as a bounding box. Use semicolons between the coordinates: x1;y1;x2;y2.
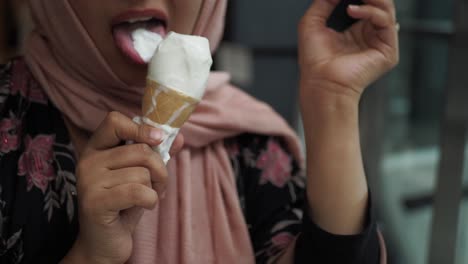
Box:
0;116;21;154
257;140;292;188
271;232;295;250
11;60;47;104
18;135;56;193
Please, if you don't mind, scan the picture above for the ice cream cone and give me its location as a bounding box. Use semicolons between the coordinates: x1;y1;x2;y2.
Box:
133;31;212;163
142;79;200;129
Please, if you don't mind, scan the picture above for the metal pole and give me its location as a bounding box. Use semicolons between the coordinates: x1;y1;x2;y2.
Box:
428;0;468;263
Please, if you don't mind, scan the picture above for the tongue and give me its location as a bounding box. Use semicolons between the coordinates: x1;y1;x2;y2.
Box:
113;21;166;64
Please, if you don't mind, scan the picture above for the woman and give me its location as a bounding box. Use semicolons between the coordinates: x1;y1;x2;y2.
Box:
0;0;398;263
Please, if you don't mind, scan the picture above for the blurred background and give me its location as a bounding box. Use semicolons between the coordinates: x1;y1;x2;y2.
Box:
1;0;467;263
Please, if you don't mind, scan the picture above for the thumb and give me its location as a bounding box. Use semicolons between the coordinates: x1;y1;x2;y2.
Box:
304;0;340;25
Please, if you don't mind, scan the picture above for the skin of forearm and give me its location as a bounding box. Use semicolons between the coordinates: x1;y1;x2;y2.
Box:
274;85;370;264
301;84;368;236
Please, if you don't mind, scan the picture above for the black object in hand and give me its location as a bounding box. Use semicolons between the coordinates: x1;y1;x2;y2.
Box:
326;0;364;32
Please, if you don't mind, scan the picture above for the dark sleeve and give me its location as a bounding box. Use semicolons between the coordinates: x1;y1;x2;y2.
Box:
294;196;381;264
226;134;381;264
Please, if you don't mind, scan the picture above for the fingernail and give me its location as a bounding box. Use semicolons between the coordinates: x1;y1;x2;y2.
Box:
149;129;164;142
348;5;360;10
160;191;166;200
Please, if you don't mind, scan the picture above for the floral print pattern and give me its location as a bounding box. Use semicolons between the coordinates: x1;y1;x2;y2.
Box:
18;135;56;193
271;232;295;251
0;113;21;154
226;134;306;262
257;140;293;188
1;60;78;263
0;186;24;264
10;60;47;105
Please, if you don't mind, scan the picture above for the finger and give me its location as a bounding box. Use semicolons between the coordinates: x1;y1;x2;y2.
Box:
103;143;168;195
348;4;399;65
102;167;152;189
348;4;395;28
103;183;158;211
87;112;164;151
362;0;395;12
169;134;185;157
121;207;145;233
362;0;396;20
303;0;340;24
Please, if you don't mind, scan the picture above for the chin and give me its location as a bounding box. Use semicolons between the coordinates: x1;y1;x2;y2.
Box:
115;64;148;86
127;75;147;86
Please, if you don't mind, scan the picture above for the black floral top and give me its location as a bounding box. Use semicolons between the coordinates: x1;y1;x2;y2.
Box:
0;59;381;264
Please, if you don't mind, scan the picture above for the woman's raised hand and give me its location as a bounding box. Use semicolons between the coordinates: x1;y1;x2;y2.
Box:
63;111;183;264
296;0;399;238
298;0;399;102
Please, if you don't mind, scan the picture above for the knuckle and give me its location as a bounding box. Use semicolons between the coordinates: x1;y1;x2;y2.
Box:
136;143;153;156
137;151;167;191
157;165;169;182
129;144;153;161
106;111;122;125
148;150;162;164
148;193;158;209
152;163;168;190
128;184;145;203
386;12;396;24
138;125;151;141
386;53;399;68
150;153;166;176
383;60;393;69
139;167;151;178
137;168;152;186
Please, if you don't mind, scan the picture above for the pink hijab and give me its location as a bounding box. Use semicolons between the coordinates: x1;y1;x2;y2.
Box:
24;0;302;263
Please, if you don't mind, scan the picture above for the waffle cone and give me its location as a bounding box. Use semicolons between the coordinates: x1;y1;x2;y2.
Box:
142;79;200;128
